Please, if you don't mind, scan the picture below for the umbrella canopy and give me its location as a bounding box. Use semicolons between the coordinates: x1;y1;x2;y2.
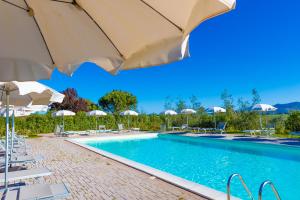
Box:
252;104;277;112
161;110;177;129
0;81;65;106
120;110;139;116
52;110;75;117
180;108;196;126
120;110;138;128
161;110;178;115
86;110;107;130
206;106;226;129
181;109;196;114
206;106;226;113
252;104;277;130
0;0;236;80
86;110;107;116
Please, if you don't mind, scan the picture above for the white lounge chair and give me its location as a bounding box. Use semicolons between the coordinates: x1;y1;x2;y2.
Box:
1;183;70;200
213;122;227;134
117;124;126;132
0;167;51;183
0;155;43;168
131;127;140;132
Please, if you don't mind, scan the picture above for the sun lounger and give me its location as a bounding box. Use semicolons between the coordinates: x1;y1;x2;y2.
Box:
1;183;70;200
171;126;181;131
98;125;106;132
172;124;189;131
97;125;112;133
243;130;261;135
117;124;127;132
0;167;51;183
0;155;43;167
190;127;210;133
213;122;227;134
75;131;89;136
12;155;43;162
131;127;140;132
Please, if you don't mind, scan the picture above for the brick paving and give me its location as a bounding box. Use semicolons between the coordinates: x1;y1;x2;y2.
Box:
26;134;207;200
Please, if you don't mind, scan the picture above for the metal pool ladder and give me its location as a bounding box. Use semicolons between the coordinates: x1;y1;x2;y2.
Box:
227;174;282;200
258;180;281;200
227;173;254;200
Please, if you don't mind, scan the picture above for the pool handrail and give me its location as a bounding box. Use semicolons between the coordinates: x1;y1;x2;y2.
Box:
258;180;281;200
227;173;254;200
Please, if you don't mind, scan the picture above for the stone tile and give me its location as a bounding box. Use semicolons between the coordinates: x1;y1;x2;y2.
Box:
25;134;207;200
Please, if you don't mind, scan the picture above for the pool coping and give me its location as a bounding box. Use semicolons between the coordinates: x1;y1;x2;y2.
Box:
67;134;240;200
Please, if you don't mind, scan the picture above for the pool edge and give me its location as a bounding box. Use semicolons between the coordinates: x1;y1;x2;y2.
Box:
67;134;240;200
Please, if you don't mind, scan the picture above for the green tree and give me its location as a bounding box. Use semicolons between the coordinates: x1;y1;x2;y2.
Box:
175;98;187;113
285;111;300;132
221;89;234;110
164;96;174;110
237;97;250;111
98;90;137;114
86;100;99;111
189;95;202;111
221;89;235;126
251;88;261;106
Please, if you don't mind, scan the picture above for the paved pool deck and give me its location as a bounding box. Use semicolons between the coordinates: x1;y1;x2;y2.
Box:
27;133;207;200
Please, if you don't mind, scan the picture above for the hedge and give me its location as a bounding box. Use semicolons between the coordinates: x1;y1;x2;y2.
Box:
0;111;289;136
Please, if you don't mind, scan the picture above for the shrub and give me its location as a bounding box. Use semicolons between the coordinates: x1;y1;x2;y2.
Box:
285;111;300;132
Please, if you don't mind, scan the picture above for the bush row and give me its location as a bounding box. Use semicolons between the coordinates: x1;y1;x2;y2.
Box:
0;111;297;136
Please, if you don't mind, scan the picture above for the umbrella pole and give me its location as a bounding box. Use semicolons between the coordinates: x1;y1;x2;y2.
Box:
96;116;98;131
260;112;263;130
214;113;216;129
10;110;15;166
62;114;65;132
128;116;130;129
167;117;169;130
186;116;188;126
4;91;10;189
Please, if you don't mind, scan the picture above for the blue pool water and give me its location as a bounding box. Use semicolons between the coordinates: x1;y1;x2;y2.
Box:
83;134;300;199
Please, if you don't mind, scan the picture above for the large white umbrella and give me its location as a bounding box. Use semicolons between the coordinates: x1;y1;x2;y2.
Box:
120;110;139;116
52;110;76;117
161;110;178;116
86;110;107;117
0;81;65;106
0;0;236;79
0;81;64;189
120;110;138;128
86;110;107;130
252;104;277;112
181;109;196;114
181;108;196;126
206;106;226;113
161;110;177;129
206;106;226;129
252;104;277;129
52;110;75;132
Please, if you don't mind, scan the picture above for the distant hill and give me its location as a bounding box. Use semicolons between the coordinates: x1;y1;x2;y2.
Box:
274;102;300;114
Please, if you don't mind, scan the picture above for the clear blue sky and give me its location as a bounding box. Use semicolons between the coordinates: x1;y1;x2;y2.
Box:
41;0;300;113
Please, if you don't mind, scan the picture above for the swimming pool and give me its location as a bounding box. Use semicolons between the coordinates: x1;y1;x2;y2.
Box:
72;134;300;200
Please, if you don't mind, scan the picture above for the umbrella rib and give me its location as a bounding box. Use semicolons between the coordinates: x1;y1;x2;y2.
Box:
1;0;28;11
23;0;55;65
50;0;72;3
139;0;183;32
51;0;125;59
80;7;125;59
